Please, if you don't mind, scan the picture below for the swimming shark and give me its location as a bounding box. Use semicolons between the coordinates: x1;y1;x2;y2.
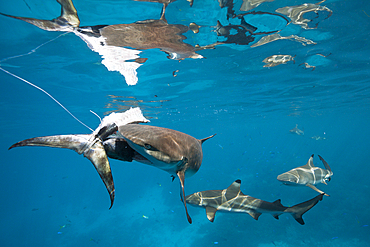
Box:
277;154;333;196
9;108;215;223
185;179;324;225
289;124;304;135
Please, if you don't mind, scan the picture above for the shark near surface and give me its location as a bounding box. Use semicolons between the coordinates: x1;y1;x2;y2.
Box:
9;108;215;224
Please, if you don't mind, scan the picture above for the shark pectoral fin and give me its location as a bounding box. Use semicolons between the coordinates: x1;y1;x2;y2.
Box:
306;184;330;196
287;193;324;225
177;171;192;224
83;141;115;209
205;206;217;222
248;211;262;220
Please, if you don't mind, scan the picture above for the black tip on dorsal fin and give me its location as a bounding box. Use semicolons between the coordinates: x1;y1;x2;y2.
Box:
225;180;242;197
199;134;216;144
311;154;314;158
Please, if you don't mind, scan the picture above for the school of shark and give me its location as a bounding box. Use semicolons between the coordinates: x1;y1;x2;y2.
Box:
2;0;334;226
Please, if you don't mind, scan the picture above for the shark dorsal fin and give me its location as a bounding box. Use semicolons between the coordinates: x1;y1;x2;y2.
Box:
248;211;262;220
302;154;315;169
199;134;216;144
206;206;217;222
225;179;242;199
272;199;284;208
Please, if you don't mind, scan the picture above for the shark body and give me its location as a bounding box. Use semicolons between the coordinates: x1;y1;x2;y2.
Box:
289;124;304;135
186;179;324;225
9;108;214;223
277;154;333;196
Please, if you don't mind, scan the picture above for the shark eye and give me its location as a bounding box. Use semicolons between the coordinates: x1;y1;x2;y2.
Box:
144;144;152;150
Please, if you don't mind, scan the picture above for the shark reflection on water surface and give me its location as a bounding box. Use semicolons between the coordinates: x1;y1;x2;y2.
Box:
0;0;202;86
0;0;334;82
9;108;215;223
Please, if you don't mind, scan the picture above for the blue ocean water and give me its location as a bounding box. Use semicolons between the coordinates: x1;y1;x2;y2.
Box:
0;0;369;246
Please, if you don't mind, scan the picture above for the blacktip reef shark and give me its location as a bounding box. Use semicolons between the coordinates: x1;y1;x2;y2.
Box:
0;0;202;85
185;179;324;225
277;154;333;196
289;124;304;135
9;107;215;223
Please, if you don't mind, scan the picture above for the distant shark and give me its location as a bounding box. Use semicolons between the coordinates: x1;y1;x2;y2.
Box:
185;179;324;225
277;154;333;196
289;124;304;135
9;108;215;223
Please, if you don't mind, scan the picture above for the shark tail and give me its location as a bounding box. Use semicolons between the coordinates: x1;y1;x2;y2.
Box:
285;193;324;225
0;0;80;31
9;134;91;153
9;132;116;209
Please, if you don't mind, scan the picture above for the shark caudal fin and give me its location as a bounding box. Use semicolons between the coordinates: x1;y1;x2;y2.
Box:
286;193;324;225
9;134;91;153
0;0;80;31
9;124;118;209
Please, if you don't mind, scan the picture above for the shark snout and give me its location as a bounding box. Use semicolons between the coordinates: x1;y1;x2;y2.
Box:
277;173;298;183
185;192;201;205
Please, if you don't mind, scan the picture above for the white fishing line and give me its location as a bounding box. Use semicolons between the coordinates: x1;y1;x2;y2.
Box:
0;66;93;132
0;32;93;131
90;110;102;123
0;33;68;63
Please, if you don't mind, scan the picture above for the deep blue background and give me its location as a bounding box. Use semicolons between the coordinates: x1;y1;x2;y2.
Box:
1;0;369;246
